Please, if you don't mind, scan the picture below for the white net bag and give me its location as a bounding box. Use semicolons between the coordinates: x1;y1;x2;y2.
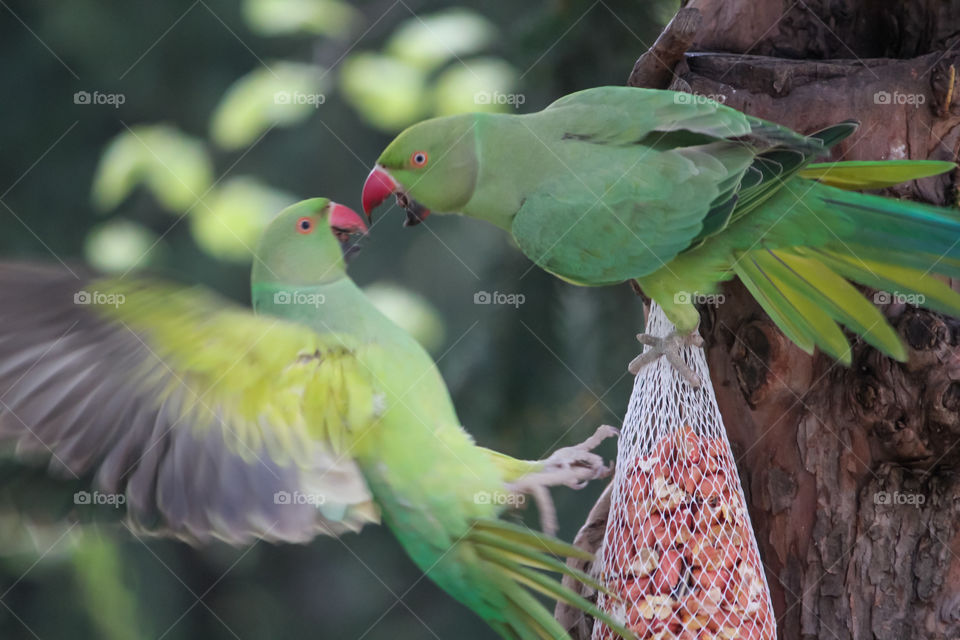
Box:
592;302;776;640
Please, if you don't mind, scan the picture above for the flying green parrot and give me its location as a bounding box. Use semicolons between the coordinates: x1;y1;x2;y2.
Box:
362;85;960;377
0;198;631;639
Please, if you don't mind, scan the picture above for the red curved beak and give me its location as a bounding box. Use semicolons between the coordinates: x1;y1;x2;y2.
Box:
329;202;368;236
362;165;398;219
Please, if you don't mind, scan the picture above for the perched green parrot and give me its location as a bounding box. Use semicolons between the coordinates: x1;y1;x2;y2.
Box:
363;85;960;375
0;199;630;639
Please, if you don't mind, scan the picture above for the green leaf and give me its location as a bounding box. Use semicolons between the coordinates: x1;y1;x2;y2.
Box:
210;62;328;150
242;0;361;37
189;176;297;262
84;219;161;274
339;53;428;131
432;57;520;116
92;125;213;213
386;9;497;71
363;282;446;352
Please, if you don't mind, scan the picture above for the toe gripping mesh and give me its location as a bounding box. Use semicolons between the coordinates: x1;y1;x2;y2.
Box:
592;303;776;640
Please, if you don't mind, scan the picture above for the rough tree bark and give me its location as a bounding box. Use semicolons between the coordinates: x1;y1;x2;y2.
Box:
557;3;960;639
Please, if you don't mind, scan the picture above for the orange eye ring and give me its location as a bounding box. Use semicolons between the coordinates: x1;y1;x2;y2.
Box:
410;151;428;167
296;216;315;234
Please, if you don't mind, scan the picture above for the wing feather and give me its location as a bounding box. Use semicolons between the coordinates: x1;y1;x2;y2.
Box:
0;263;379;544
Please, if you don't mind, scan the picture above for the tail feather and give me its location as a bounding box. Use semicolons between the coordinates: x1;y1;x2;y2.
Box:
733;243;960;362
761;250;905;359
471;530;608;594
814;246;960;281
498;598;545;640
720;156;960;363
473;518;593;561
735;254;819;355
805;248;960;318
468;519;634;639
799;159;955;190
809;183;960;259
501;579;573;639
734;251;851;361
487;553;619;633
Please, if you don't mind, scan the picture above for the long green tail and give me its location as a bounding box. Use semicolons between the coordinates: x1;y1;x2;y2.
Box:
734;172;960;364
467;519;633;639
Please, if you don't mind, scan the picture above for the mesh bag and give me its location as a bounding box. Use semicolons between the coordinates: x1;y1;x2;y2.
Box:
592;303;776;640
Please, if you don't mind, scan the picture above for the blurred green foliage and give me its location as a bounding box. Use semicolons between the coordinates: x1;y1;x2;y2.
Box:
0;0;673;638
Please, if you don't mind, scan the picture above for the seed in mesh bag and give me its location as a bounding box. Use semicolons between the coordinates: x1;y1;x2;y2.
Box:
652;434;675;464
652;476;686;511
675;424;702;464
619;576;652;602
631;547;659;576
650;549;682;594
679;465;703;495
667;506;694;545
678;603;710;631
635;511;667;546
689;539;737;572
729;561;766;612
636;595;675;621
740;606;774;640
702;437;728;469
626;599;669;635
625;482;656;523
691;566;731;593
699;470;729;500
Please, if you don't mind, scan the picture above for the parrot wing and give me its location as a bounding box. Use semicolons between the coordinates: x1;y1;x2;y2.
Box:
509;87;843;284
510;139;757;284
543;86;757;143
0;263;380;545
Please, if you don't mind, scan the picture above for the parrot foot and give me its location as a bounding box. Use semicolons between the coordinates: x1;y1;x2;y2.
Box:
507;425;618;535
627;330;704;387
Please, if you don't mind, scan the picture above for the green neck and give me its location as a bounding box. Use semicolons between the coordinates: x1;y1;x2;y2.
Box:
251;278;396;338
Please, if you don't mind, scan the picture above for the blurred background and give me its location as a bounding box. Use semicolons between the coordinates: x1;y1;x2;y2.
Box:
0;1;675;637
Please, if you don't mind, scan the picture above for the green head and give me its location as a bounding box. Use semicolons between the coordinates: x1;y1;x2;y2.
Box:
362;114;478;226
251;198;368;287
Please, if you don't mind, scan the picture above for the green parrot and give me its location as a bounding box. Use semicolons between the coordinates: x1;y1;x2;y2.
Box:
362;85;960;375
0;198;630;639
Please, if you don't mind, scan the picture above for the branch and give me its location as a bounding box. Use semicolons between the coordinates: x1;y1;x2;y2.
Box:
626;7;701;89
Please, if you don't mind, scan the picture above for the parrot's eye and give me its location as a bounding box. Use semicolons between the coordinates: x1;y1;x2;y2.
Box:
410;151;428;167
296;217;315;234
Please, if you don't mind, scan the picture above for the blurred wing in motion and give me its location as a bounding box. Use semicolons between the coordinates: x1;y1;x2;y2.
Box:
0;264;380;544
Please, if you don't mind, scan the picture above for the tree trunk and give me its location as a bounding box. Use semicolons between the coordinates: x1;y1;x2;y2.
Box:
558;3;960;639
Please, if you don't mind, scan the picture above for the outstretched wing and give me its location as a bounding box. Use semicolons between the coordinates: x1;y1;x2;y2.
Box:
0;264;380;544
